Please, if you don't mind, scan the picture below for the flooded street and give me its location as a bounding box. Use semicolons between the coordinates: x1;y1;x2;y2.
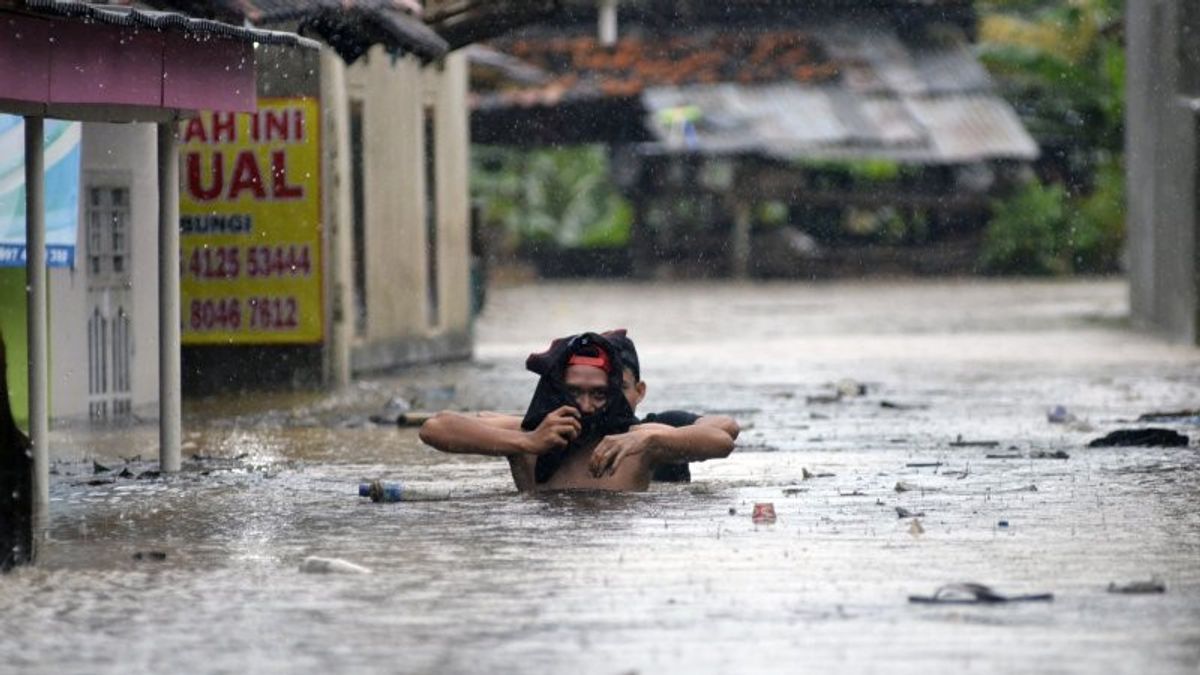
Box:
3;279;1199;674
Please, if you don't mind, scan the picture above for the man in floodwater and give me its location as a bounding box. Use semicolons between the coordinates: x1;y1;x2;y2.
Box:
419;330;739;491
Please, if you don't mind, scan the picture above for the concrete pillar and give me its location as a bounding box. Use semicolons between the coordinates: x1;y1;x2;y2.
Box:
157;123;181;473
321;48;353;388
730;197;752;279
24;116;48;519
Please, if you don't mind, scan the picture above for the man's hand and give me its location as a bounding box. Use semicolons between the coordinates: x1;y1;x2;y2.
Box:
526;405;581;455
588;424;670;477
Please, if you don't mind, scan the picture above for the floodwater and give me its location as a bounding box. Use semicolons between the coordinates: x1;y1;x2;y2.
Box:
2;279;1199;674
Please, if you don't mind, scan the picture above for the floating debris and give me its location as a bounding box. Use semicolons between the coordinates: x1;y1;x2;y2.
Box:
1030;450;1070;459
906;462;942;468
949;435;1000;448
881;401;929;410
299;556;372;574
895;506;925;518
895;481;940;493
133;551;167;561
1137;409;1200;423
1107;579;1166;594
985;453;1023;459
838;490;866;497
781;486;808;496
751;503;776;524
909;582;1053;604
802;467;835;480
93;460;111;474
835;379;867;398
1088;428;1189;448
1047;405;1075;424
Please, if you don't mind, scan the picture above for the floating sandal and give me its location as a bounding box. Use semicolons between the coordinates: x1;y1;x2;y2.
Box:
909;582;1054;604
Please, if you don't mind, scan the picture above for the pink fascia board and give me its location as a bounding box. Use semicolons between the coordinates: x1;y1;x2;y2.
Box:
0;14;52;104
163;35;256;113
49;21;165;108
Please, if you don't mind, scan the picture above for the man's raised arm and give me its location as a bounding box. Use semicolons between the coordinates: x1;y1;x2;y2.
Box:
419;406;581;457
587;421;737;478
694;414;740;440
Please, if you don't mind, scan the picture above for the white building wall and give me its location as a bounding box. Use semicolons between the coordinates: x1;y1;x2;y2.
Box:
50;122;159;422
344;48;473;372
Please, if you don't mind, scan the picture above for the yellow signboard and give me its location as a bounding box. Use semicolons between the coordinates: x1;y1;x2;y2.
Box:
179;97;322;345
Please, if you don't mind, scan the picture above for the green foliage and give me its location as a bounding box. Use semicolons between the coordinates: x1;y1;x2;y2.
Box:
977;0;1125;153
980;160;1125;275
976;0;1127;276
981;180;1071;275
1067;156;1125;272
472;145;632;250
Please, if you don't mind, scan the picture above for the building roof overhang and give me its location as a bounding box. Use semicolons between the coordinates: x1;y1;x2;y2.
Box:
1;0;317;120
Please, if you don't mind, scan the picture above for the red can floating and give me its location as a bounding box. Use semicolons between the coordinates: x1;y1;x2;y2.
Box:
752;502;777;524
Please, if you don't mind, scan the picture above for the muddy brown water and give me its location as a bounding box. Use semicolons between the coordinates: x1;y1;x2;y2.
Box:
2;279;1199;674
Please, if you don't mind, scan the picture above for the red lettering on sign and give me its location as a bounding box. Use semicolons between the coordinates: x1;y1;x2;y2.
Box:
186;152;224;201
271;151;303;199
182;118;207;144
229;151;266;200
265;110;289;142
212;113;237;144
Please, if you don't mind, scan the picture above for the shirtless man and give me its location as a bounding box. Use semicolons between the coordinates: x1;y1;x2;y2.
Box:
419;331;738;492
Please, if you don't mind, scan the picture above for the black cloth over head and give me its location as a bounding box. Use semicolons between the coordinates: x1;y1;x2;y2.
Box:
521;331;639;483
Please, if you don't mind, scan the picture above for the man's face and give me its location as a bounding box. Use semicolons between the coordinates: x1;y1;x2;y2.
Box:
564;365;609;414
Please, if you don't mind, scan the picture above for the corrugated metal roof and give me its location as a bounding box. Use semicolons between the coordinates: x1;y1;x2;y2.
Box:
902;95;1040;162
642;84;1039;163
21;0;319;48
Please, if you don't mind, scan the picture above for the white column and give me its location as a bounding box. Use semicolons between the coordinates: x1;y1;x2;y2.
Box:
157;122;181;473
24;116;48;515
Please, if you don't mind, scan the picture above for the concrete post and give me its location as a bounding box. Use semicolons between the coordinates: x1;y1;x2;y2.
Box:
321;48;353;388
157;122;181;473
24;116;48;518
730;198;752;279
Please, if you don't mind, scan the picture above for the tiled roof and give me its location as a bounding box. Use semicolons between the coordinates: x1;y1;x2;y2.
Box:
479;28;838;105
473;18;1038;164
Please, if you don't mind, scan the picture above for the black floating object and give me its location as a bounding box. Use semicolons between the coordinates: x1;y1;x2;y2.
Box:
1087;428;1189;448
93;460;111;474
117;467;135;478
136;470;161;480
1137;409;1199;422
909;582;1053;604
1107;579;1166;594
133;551;168;561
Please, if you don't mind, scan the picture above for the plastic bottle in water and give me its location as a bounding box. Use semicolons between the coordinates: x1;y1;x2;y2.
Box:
358;479;450;502
359;479;403;502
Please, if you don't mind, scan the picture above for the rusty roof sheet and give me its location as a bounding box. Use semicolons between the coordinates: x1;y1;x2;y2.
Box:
476;18;1037;163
